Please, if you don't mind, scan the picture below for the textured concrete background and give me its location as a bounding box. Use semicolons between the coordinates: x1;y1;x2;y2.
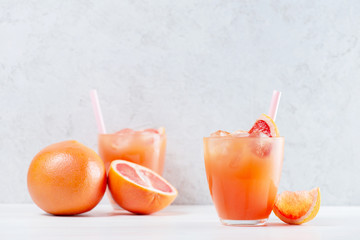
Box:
1;0;359;205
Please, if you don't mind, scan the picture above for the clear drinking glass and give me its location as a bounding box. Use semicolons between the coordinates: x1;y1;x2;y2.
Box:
98;128;166;209
203;136;284;226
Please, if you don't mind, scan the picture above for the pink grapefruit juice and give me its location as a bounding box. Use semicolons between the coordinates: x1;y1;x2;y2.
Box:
98;128;166;175
204;136;284;222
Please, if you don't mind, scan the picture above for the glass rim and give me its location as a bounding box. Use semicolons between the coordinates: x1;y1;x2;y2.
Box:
203;136;284;140
98;132;166;136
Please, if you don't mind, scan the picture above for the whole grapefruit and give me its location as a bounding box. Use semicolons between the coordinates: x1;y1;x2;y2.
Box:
27;140;106;215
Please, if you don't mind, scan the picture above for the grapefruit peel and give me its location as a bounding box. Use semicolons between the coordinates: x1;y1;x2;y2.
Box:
273;188;321;225
108;160;177;215
249;114;279;137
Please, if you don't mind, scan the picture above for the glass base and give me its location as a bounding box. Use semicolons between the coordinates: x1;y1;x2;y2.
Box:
220;218;268;226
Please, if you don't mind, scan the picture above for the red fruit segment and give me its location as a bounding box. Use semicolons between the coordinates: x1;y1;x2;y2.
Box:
248;114;279;157
116;163;148;188
248;114;279;137
115;163;172;193
273;188;321;225
249;120;272;137
140;169;172;193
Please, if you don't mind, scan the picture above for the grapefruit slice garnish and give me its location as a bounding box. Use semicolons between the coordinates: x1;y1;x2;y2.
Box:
273;188;321;225
108;160;177;215
249;114;279;137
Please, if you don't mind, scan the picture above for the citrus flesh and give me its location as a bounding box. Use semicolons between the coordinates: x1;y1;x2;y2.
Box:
108;160;177;214
273;188;321;225
249;114;279;137
210;114;279;138
247;114;280;157
27;140;107;215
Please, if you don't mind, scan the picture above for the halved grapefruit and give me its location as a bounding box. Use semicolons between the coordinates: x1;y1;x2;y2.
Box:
249;114;279;137
273;188;321;225
108;160;177;214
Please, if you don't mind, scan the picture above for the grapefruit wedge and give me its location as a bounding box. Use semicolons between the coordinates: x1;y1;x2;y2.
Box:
108;160;177;214
273;188;321;225
249;114;279;137
248;114;280;157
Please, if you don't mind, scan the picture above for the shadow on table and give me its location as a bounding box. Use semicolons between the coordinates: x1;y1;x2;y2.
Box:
41;209;186;218
265;222;332;227
264;222;293;227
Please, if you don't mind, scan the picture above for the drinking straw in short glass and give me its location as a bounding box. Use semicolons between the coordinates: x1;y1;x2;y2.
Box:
90;89;106;134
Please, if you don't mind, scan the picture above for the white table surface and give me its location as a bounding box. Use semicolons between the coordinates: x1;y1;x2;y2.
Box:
0;204;359;240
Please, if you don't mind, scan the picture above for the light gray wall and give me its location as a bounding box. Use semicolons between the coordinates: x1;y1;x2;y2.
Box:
1;0;359;205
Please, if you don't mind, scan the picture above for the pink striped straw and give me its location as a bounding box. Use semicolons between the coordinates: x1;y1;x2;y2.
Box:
90;89;106;134
268;90;281;121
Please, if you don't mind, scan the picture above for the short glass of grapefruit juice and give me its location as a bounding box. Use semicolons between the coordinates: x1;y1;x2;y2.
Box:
98;128;166;209
203;136;284;226
98;128;166;174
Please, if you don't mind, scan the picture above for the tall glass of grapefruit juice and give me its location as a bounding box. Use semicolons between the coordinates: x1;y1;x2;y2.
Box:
98;128;166;209
204;136;284;226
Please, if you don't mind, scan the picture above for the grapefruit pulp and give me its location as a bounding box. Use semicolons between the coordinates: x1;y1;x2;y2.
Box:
249;114;279;137
108;160;177;214
273;188;321;225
